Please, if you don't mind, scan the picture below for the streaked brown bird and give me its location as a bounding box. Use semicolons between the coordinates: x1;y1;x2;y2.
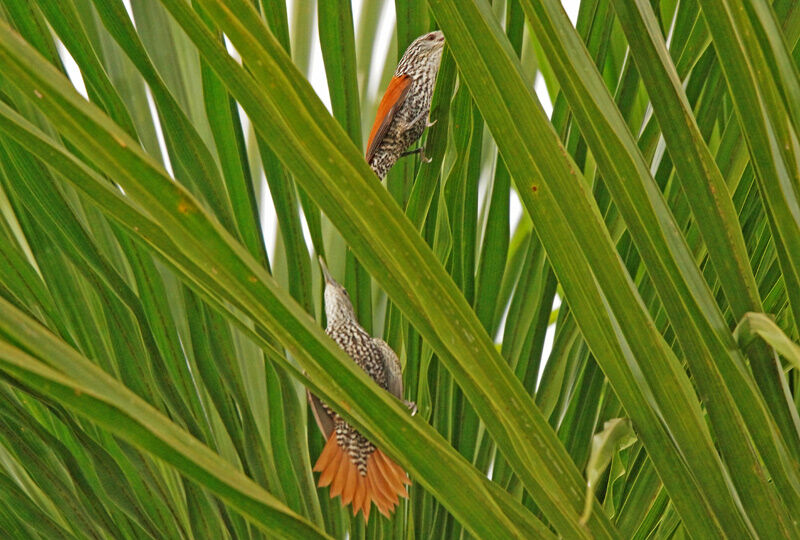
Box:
366;31;445;179
309;258;416;521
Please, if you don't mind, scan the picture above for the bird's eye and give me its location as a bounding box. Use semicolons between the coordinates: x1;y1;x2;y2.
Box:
427;34;436;41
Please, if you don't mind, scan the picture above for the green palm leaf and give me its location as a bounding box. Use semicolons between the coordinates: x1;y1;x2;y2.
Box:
0;0;798;538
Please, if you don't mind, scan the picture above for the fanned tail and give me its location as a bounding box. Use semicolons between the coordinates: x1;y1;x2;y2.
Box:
313;432;410;522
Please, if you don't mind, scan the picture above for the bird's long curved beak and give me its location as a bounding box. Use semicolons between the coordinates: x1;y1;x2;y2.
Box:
318;256;335;285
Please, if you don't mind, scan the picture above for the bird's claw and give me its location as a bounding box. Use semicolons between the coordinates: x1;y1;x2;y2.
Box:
400;146;432;163
426;118;437;128
404;400;418;416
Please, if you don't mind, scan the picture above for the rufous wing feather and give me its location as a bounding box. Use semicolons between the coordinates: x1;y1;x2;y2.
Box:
314;433;410;522
366;74;412;164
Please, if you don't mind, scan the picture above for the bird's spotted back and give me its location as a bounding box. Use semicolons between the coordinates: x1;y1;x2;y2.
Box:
323;322;389;475
367;31;444;179
326;322;389;389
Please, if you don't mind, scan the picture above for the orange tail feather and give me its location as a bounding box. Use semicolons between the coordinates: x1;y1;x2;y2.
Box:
314;433;409;522
368;455;400;509
316;438;343;488
374;450;409;497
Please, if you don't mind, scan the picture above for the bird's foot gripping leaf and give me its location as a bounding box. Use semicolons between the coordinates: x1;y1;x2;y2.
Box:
400;146;432;163
404;399;418;416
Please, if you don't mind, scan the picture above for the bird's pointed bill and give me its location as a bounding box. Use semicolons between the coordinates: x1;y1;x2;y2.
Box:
318;256;336;285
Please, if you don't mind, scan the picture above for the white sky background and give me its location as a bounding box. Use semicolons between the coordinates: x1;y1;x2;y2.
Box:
59;1;581;380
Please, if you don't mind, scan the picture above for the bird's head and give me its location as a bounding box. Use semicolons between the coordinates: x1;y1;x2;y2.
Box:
396;31;445;76
319;256;356;326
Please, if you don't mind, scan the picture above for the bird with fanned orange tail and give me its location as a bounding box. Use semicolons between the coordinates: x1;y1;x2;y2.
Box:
366;30;445;179
308;258;417;521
